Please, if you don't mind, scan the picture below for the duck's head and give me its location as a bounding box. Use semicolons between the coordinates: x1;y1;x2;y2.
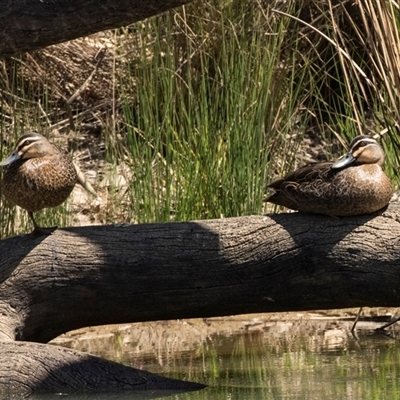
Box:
331;135;385;170
0;132;58;166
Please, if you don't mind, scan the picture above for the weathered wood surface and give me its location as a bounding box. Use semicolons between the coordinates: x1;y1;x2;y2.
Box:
0;342;205;394
2;201;400;344
1;197;400;392
0;0;192;57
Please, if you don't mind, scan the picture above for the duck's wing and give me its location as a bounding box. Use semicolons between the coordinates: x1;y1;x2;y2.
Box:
268;162;333;189
266;162;334;210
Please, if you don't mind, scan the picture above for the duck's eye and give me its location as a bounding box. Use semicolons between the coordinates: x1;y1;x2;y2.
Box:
19;140;32;150
352;140;367;151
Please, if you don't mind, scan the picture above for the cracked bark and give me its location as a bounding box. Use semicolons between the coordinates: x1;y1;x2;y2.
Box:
1;197;400;392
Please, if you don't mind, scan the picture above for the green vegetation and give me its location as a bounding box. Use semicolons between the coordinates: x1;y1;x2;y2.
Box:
185;331;400;399
83;321;400;399
0;0;399;237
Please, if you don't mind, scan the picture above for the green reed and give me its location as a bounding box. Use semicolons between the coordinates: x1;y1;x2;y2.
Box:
112;0;306;223
0;0;400;237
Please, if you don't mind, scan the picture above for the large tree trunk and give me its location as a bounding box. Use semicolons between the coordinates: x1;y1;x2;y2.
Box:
0;0;192;57
1;197;400;392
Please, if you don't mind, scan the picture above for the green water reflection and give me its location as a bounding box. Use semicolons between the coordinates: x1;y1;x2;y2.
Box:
155;332;400;399
53;317;400;399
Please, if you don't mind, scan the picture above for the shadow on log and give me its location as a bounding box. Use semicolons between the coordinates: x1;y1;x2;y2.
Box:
1;196;400;392
0;0;192;57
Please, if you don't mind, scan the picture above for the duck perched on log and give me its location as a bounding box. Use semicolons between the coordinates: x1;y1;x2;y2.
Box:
266;135;393;216
0;132;77;234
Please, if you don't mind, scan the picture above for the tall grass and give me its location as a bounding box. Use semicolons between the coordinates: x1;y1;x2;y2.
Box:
109;1;308;223
284;0;400;178
0;0;399;237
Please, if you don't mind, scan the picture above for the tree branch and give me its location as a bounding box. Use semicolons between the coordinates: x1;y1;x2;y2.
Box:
0;0;192;56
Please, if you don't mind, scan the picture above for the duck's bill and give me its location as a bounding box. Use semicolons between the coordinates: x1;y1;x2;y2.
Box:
331;152;356;169
0;152;20;166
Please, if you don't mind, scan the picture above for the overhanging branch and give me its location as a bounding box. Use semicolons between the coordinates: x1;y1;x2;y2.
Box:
0;0;192;56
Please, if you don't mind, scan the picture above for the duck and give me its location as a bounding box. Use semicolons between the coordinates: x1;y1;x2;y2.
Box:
266;135;393;216
0;132;77;234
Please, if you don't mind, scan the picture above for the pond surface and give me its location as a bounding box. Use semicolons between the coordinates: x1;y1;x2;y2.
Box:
41;312;400;399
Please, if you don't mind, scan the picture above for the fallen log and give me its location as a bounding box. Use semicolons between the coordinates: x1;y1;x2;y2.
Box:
0;342;205;394
1;196;400;392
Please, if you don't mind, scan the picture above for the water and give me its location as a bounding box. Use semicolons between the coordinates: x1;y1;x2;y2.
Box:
39;314;400;399
137;324;400;399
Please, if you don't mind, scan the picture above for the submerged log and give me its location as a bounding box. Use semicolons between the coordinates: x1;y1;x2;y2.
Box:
0;0;192;57
1;196;400;392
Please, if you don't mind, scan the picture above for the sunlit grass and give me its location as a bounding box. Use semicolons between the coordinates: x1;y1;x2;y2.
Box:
105;0;308;223
0;0;400;237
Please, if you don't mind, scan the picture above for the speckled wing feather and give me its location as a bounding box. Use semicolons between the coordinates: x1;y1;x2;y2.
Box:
267;162;335;210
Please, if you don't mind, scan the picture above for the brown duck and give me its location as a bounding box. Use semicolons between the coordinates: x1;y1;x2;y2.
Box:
266;135;393;216
0;132;77;234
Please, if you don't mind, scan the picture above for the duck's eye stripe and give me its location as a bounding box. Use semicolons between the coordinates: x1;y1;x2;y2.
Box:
17;140;31;151
354;141;366;149
351;139;375;153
